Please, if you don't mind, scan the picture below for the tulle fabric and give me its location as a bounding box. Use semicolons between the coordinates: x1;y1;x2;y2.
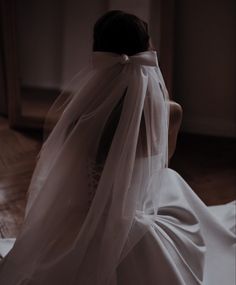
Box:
0;51;170;284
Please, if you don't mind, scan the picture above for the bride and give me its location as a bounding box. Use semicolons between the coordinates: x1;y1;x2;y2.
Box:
0;10;235;285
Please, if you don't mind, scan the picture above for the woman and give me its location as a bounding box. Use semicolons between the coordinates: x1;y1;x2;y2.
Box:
0;10;235;285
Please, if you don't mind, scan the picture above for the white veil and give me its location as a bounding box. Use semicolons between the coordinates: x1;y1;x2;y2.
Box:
0;51;169;284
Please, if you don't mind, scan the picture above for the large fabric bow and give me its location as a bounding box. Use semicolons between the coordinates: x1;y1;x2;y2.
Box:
92;50;158;69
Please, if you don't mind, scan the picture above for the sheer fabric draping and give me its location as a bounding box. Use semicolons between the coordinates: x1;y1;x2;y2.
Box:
0;50;235;285
0;51;170;284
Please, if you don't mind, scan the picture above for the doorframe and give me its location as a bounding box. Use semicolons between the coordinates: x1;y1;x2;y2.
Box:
0;0;22;127
0;0;45;129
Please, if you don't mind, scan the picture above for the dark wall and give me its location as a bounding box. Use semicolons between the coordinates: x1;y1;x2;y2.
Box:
174;0;236;137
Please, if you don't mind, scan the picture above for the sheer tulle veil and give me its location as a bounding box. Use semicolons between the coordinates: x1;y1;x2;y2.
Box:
4;51;170;284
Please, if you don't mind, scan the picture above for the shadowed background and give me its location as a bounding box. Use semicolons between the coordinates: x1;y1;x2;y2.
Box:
0;0;235;238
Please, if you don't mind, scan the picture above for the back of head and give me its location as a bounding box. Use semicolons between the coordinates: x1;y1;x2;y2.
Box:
93;10;150;56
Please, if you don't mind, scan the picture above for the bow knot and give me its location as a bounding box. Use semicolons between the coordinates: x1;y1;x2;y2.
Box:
120;54;130;65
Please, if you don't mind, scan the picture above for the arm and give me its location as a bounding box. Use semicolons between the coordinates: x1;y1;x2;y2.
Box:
168;101;182;159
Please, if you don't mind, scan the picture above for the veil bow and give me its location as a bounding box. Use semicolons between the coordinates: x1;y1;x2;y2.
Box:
92;50;158;69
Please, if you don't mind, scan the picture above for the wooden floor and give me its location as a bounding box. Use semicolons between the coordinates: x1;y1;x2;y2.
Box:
170;134;236;205
0;116;235;238
0;117;40;238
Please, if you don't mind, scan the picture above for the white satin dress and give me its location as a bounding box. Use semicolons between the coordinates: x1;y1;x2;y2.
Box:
0;168;235;285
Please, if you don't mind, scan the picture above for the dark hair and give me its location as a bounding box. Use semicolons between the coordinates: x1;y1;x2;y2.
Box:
93;10;150;56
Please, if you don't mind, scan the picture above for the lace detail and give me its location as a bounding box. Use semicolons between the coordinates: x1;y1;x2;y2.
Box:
87;160;104;207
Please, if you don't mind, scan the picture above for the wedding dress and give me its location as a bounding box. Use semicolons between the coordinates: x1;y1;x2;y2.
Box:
0;51;235;285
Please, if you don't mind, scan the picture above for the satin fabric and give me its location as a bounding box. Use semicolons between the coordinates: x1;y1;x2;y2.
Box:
0;169;235;284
